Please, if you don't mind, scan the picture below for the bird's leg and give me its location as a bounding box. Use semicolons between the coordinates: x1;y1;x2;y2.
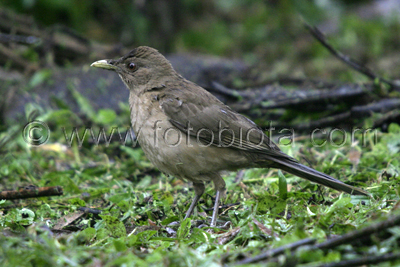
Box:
184;182;205;220
210;174;226;227
210;190;221;227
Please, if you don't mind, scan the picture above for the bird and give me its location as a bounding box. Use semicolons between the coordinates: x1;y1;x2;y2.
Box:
91;46;368;227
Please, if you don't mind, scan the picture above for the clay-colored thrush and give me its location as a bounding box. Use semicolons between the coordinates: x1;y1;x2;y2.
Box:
91;46;368;227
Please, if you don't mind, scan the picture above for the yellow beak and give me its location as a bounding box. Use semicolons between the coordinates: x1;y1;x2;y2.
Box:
90;60;117;70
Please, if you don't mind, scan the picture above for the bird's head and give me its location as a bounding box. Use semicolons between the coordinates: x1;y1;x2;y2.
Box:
91;46;178;91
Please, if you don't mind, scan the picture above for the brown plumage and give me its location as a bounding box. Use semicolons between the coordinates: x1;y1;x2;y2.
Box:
91;46;368;227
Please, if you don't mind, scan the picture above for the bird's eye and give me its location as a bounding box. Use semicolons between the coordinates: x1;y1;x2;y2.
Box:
127;62;137;71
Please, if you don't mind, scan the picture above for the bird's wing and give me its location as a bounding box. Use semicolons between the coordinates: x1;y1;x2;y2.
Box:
158;86;369;196
158;86;292;160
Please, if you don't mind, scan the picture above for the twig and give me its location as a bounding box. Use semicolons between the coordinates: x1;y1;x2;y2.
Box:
373;109;400;128
233;238;316;265
304;22;399;91
77;207;102;215
0;186;63;200
319;252;400;267
314;213;400;250
231;214;400;265
351;98;400;117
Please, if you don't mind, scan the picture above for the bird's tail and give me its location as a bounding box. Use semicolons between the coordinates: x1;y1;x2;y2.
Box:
271;157;368;196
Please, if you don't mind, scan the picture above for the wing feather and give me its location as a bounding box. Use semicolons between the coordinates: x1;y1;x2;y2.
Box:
158;86;291;160
157;85;369;196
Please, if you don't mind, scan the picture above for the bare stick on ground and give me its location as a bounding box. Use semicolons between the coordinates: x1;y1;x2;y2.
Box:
0;186;63;200
233;214;400;265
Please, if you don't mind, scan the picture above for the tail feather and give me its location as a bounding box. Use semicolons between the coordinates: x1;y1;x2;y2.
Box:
272;158;368;196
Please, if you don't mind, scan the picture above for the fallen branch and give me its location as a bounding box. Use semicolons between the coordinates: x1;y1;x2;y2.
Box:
315;213;400;250
319;252;400;267
214;81;372;112
233;238;316;265
0;186;63;200
232;213;400;265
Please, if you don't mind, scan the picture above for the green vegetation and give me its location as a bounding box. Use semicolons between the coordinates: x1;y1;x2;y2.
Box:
1;99;399;265
1;0;400;266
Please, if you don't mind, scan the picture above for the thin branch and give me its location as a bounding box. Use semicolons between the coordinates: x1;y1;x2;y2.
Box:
77;207;102;215
231;214;400;265
233;238;316;265
0;186;63;200
304;22;400;91
319;252;400;267
315;213;400;250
